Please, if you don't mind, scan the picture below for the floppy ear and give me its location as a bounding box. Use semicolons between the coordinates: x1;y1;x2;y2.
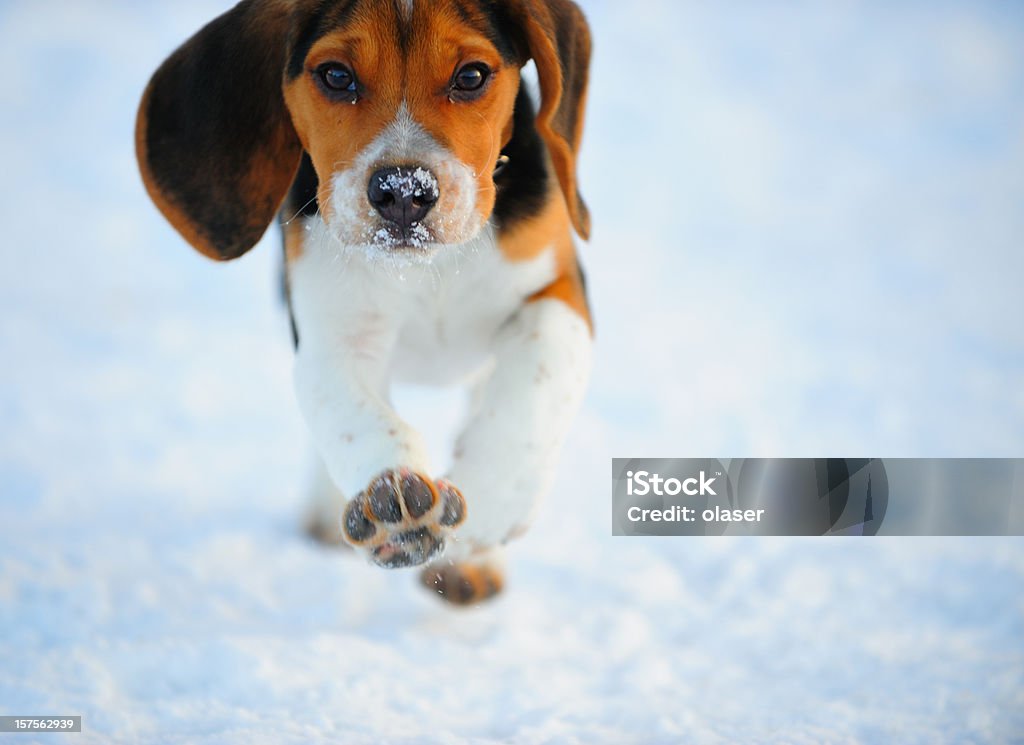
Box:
509;0;592;239
135;0;303;261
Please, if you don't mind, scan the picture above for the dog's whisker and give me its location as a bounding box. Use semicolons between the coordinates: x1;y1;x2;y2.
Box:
282;193;321;225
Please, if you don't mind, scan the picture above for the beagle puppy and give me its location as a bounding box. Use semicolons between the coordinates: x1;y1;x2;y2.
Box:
136;0;592;605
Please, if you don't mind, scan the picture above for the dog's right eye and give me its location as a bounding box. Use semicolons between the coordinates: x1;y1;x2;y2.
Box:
315;63;358;101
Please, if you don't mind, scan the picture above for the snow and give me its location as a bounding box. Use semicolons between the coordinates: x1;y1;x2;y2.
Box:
1;0;1023;743
380;168;439;200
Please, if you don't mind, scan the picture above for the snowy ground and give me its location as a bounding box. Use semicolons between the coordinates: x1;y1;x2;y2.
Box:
1;1;1023;742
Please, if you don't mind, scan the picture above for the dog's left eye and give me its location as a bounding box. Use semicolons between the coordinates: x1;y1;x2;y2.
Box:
450;63;491;100
315;63;358;100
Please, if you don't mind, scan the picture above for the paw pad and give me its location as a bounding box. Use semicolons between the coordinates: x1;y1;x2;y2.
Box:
341;469;466;569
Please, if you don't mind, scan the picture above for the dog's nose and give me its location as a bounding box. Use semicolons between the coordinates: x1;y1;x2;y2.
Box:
367;166;439;230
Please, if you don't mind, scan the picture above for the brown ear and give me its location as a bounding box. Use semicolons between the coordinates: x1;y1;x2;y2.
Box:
509;0;592;239
135;0;303;261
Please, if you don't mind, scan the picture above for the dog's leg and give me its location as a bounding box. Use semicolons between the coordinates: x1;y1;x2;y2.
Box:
292;300;467;569
303;455;351;547
440;297;591;582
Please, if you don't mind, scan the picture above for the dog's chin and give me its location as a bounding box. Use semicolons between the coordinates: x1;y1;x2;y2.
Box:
368;222;437;252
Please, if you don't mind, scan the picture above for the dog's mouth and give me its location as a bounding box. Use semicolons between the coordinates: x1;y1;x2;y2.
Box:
369;220;436;250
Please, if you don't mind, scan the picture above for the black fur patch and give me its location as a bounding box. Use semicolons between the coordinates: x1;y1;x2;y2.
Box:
285;151;320;218
451;0;522;64
492;84;550;231
287;0;362;80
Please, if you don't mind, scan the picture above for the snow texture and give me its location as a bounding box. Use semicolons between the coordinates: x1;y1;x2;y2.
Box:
1;1;1023;743
381;167;438;200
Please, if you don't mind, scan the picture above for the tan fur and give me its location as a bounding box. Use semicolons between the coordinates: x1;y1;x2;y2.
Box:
528;269;591;331
497;191;591;329
282;217;305;262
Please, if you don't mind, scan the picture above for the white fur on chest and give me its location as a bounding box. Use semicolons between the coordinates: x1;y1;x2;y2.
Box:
289;217;591;556
289;219;557;386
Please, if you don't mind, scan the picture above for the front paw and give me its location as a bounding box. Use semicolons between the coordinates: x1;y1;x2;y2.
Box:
341;468;466;568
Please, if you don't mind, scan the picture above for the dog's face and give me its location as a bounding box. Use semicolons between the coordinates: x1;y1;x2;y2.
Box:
284;1;520;249
136;0;590;261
